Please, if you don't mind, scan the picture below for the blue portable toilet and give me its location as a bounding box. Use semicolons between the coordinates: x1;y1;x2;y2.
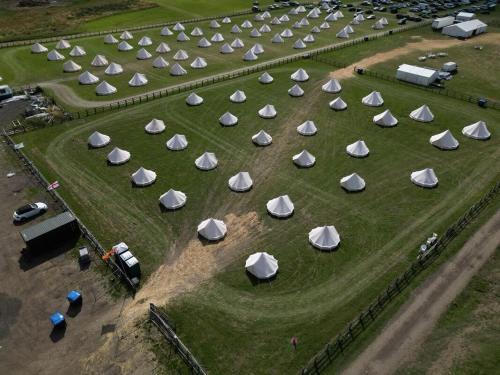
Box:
67;290;82;304
50;312;65;327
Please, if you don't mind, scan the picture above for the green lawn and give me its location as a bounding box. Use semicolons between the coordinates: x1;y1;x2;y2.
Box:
14;59;500;373
0;1;274;42
396;249;500;375
0;11;403;105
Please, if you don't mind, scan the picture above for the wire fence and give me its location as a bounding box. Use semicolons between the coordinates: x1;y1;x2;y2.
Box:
300;181;500;375
353;67;500;111
2;130;137;292
149;303;207;375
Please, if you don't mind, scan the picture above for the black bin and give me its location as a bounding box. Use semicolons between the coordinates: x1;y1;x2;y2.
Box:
478;98;488;108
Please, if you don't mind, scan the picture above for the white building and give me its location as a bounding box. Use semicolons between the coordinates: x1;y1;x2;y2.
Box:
442;19;487;38
396;64;438;86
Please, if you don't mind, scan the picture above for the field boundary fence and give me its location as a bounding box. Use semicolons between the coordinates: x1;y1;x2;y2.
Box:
353;68;500;110
2;130;137;292
149;303;207;375
300;181;500;374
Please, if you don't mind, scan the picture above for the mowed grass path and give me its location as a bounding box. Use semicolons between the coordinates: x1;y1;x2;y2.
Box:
0;11;400;103
16;60;500;373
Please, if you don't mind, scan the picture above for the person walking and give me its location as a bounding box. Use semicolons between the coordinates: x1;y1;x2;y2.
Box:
291;336;298;351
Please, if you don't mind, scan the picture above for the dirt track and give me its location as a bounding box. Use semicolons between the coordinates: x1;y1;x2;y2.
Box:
342;209;500;375
333;32;500;79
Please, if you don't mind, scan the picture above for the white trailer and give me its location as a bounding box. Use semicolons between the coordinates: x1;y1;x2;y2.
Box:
432;16;454;30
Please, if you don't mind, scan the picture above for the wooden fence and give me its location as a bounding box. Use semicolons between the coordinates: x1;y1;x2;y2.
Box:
300;181;500;374
149;303;207;375
2;130;137;292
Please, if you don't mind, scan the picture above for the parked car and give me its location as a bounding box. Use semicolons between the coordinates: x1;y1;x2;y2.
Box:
13;202;48;222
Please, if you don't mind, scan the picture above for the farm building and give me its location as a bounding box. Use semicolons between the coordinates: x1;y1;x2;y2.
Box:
442;20;487;38
456;12;475;22
432;16;454;30
396;64;438;86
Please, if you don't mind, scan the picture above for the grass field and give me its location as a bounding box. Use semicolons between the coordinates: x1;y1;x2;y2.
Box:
0;11;403;104
397;249;500;375
0;0;274;41
14;57;500;373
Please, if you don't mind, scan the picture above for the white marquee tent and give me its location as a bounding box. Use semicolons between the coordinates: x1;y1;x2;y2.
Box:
429;130;459;150
56;39;71;49
31;43;48;53
118;41;133;51
252;130;272;146
297;120;317;136
195;152;218;170
104;34;118;44
170;63;187;76
120;31;133;40
410;105;434;122
219;112;238;126
129;72;148;87
362;91;384;107
95;81;117;95
63;60;81;72
156;42;171;53
79;71;99;85
258;104;277;118
186;92;203;105
309;225;340;250
462;121;490;140
91;54;108;67
322;79;342;93
259;72;274;83
373;109;398;127
288;84;304;97
144;118;165;134
230;90;246;103
197;218;227;241
329;97;347;110
47;50;65;61
291;68;309;82
173;49;189;60
166;134;188;150
153;56;169;68
228;171;253;192
267;195;294;218
132;167;156;186
105;62;123;75
107;147;130;165
411;168;438;188
137;48;152;60
293;150;316;167
346;140;369;157
340;173;366;192
159;189;187;210
245;252;278;279
88;131;110;148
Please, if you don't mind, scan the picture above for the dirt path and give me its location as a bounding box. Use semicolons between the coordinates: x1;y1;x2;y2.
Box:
342;209;500;375
332;32;500;79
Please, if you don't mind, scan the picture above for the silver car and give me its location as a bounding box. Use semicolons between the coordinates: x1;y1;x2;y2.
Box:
13;202;48;222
